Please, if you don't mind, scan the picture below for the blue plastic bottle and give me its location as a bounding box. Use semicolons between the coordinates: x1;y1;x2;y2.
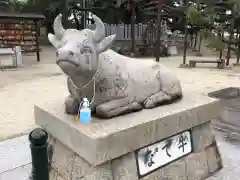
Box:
79;98;91;123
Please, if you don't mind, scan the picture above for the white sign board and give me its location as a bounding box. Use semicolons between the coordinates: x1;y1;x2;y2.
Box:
136;130;192;177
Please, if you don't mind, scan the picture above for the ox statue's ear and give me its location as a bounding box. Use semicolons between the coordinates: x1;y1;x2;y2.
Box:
48;33;62;49
97;34;116;53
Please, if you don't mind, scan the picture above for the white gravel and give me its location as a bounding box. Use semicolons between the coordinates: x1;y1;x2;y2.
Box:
1;47;240;140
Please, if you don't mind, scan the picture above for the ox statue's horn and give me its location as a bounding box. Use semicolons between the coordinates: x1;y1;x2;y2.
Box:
53;14;65;39
91;14;105;42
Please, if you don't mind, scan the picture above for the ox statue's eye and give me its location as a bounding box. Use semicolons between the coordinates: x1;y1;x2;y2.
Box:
81;47;92;54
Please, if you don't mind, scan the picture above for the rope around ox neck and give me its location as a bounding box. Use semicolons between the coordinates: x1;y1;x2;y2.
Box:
71;76;96;121
69;76;96;105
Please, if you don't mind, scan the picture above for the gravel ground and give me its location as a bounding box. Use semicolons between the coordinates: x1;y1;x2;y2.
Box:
1;46;240;140
1;47;240;179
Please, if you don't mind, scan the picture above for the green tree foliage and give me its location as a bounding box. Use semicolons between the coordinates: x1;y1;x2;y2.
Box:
8;0;27;12
0;0;10;12
7;0;240;60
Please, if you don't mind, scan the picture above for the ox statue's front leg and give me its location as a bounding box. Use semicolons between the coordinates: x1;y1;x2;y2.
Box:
143;82;182;109
65;95;80;115
96;97;142;118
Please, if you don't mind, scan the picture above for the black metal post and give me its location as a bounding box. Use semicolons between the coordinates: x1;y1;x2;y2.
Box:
29;128;49;180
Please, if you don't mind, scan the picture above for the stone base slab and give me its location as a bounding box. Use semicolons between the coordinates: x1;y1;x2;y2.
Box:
35;93;220;166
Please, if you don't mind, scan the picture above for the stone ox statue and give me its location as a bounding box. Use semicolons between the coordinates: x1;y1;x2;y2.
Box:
48;14;183;118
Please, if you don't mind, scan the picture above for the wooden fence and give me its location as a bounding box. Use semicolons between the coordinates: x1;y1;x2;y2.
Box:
40;22;185;46
86;23;185;44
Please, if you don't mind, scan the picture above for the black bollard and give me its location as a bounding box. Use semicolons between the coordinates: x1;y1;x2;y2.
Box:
29;128;49;180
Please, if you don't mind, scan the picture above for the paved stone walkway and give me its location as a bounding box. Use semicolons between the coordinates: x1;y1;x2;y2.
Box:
206;131;240;180
0;135;31;180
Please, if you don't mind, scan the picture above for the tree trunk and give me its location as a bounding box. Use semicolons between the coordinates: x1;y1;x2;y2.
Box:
194;32;197;49
190;34;193;47
155;0;162;62
237;44;240;64
183;0;189;65
219;31;223;59
197;32;202;52
237;27;240;64
130;0;136;57
226;10;236;66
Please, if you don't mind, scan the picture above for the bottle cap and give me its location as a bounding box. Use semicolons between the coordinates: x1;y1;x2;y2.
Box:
83;97;88;102
82;97;89;108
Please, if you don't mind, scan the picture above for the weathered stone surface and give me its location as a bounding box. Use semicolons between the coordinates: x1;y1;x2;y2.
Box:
51;140;75;180
49;137;112;180
111;153;138;180
35;94;220;165
77;171;113;180
142;159;187;180
48;134;56;167
141;170;162;180
57;176;65;180
192;122;214;152
185;151;209;180
49;167;66;180
49;168;58;180
49;171;65;180
72;155;112;180
206;142;222;174
160;160;187;180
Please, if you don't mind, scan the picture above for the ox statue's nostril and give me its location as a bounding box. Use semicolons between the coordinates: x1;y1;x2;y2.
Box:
56;51;59;57
68;51;74;56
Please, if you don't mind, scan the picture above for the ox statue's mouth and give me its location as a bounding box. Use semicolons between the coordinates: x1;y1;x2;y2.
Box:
56;60;79;67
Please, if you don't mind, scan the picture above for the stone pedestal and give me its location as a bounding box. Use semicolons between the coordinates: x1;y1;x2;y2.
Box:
34;93;222;180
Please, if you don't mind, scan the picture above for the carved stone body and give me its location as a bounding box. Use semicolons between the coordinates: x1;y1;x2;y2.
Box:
48;14;183;118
